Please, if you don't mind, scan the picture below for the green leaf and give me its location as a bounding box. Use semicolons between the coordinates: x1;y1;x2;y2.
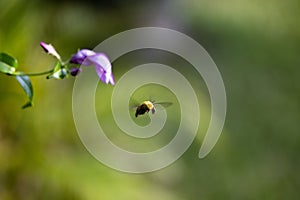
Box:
53;61;62;71
16;75;34;109
0;61;16;74
0;52;18;68
22;101;33;109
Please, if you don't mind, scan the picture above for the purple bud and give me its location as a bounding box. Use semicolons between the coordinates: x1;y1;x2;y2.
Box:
40;42;61;60
70;67;82;76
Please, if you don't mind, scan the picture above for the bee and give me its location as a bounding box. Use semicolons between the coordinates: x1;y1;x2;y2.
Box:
134;100;172;117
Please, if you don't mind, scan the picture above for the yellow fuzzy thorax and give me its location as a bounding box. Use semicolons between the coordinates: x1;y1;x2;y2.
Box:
143;101;154;110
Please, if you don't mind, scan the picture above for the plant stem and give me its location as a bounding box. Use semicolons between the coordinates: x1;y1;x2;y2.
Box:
10;69;54;77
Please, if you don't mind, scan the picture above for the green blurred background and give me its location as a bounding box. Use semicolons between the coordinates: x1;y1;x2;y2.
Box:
1;0;300;199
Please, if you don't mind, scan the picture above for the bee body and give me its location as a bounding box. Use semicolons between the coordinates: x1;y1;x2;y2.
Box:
135;101;154;117
134;100;172;117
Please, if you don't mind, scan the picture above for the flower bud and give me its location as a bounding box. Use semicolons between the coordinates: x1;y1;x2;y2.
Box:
40;42;61;61
70;67;82;76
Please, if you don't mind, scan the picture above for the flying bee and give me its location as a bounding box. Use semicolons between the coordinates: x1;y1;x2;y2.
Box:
134;100;173;117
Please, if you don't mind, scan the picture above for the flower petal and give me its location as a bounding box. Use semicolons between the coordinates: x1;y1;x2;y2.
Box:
70;49;96;65
70;49;115;84
108;73;115;85
95;65;106;82
87;53;112;72
40;42;61;60
95;64;114;85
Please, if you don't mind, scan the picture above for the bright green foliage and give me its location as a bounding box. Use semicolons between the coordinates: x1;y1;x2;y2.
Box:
16;75;34;108
0;52;18;69
0;60;15;74
0;52;34;108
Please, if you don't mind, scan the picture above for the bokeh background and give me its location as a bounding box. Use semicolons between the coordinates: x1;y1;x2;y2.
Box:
1;0;300;199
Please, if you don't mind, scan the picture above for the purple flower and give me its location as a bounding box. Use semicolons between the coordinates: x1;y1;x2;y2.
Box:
40;42;61;61
70;49;114;85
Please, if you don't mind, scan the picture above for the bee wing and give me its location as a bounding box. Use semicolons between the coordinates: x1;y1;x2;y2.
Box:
130;105;139;110
154;102;173;108
129;98;140;109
